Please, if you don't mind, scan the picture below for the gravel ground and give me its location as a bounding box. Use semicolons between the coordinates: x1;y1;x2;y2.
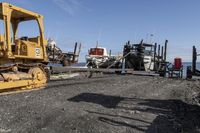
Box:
0;74;200;133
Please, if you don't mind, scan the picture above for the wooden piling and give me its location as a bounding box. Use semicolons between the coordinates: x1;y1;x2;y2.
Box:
158;45;160;59
192;46;197;73
154;43;157;71
164;40;168;62
161;46;164;61
72;42;78;62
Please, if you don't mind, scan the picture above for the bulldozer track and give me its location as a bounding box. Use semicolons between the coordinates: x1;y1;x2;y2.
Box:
0;86;45;95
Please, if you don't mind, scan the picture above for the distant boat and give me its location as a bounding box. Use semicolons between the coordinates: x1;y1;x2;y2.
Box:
86;45;122;68
124;41;155;71
86;46;109;68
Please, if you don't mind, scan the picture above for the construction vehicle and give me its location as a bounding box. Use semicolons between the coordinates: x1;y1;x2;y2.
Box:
0;3;49;91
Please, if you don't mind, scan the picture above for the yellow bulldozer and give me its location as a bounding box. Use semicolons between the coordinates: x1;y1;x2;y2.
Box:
0;3;49;92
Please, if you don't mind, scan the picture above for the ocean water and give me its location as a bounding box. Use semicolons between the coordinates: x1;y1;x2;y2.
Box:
182;62;200;77
182;62;200;69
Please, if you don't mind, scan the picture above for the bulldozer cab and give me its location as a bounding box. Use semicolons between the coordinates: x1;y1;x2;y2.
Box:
0;2;48;65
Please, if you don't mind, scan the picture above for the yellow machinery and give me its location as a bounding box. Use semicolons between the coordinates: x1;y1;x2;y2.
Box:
0;3;49;91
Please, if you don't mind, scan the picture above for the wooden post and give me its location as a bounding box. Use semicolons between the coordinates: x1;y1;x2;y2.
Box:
164;40;168;62
158;45;160;59
154;43;157;71
192;46;197;73
163;40;168;77
109;50;112;57
72;42;78;63
161;46;164;61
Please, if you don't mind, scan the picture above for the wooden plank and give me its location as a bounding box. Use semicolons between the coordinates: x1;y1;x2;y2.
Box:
51;66;134;74
50;66;159;76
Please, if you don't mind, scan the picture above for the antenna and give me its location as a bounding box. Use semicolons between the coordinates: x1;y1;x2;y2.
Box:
145;33;149;43
96;41;99;48
150;34;154;44
97;29;102;44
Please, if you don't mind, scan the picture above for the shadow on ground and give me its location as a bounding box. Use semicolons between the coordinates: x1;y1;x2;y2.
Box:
68;93;200;133
68;93;124;108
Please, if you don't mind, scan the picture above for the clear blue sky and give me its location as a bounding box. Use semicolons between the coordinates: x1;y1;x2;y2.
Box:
3;0;200;62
